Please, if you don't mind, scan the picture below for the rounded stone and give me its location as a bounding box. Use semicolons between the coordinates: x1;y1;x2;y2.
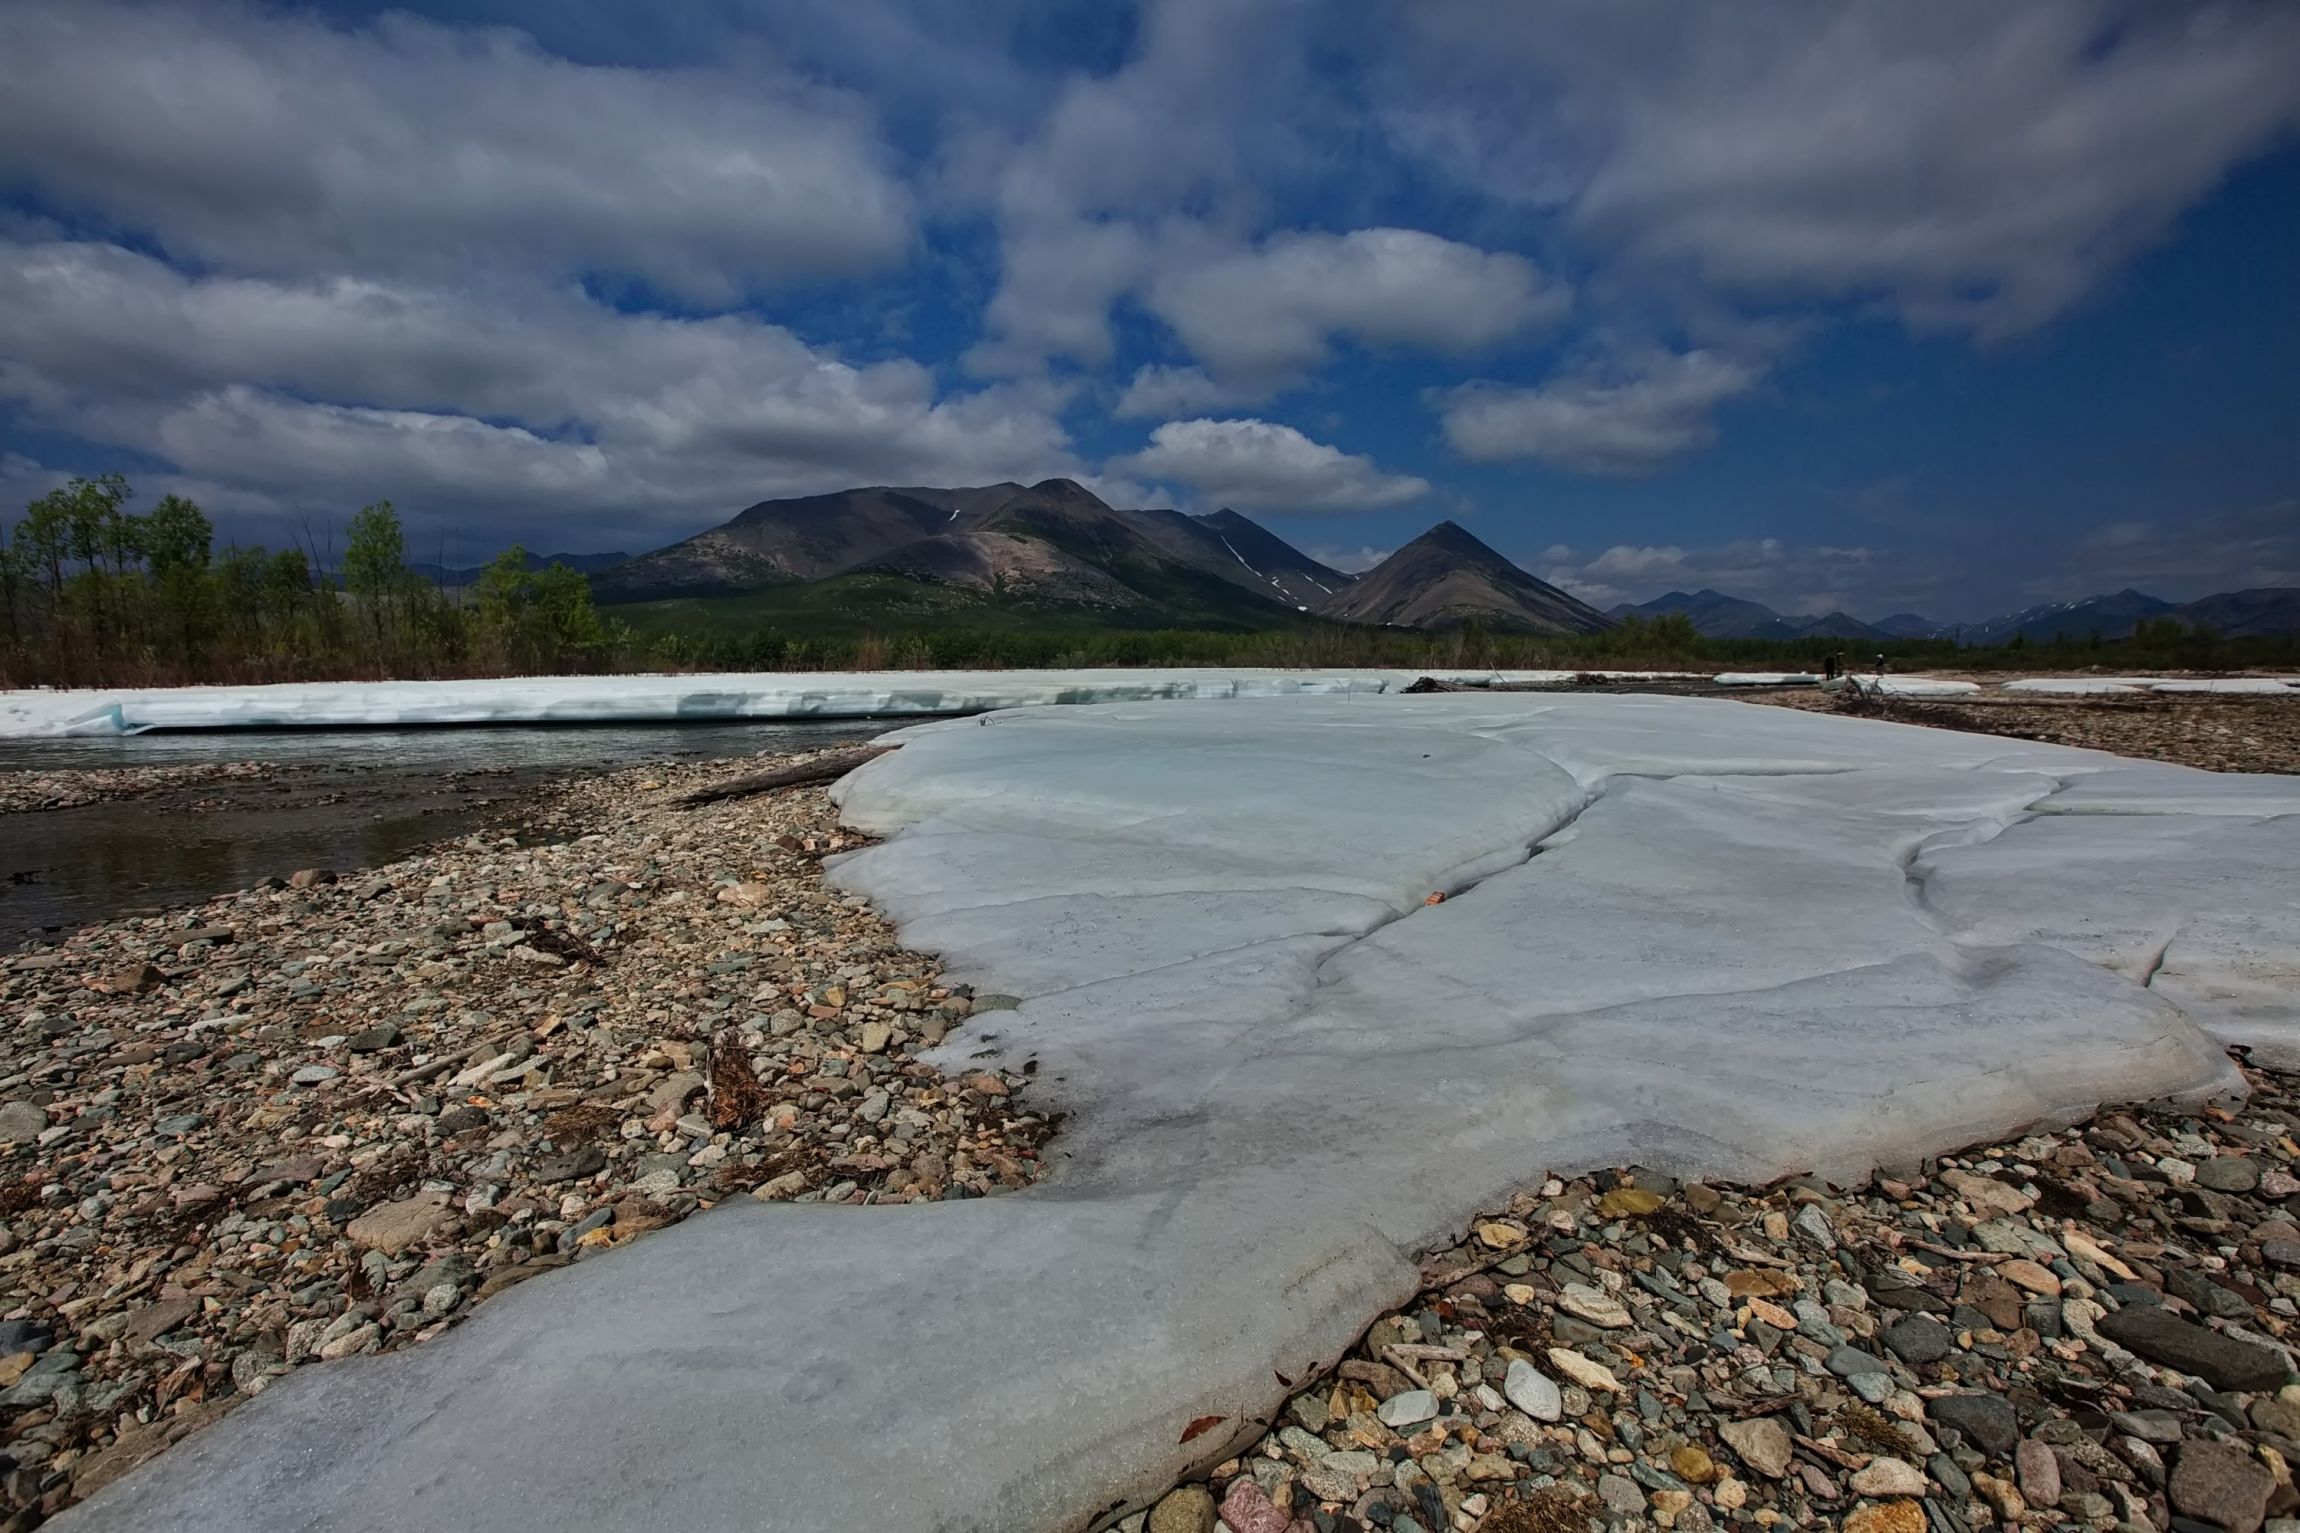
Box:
1146;1485;1216;1533
1504;1358;1562;1422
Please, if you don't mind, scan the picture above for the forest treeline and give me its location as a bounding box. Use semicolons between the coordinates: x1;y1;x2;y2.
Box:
0;477;613;687
2;476;2290;687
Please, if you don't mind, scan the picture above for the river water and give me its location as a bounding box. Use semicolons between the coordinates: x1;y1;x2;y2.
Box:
0;720;881;947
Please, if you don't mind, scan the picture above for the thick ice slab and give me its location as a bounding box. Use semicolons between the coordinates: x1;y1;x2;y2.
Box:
0;669;1697;737
64;697;2284;1533
2002;677;2153;695
2003;677;2299;697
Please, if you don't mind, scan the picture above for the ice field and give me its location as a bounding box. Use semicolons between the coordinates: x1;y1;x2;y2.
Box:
11;668;2288;737
54;695;2300;1533
0;669;1694;736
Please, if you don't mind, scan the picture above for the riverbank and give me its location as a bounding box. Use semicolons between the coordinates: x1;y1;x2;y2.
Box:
1136;1056;2300;1533
0;722;883;949
0;749;1044;1527
22;694;2300;1533
1750;689;2300;777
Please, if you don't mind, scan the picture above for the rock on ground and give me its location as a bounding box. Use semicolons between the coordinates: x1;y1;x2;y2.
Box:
1;749;1042;1527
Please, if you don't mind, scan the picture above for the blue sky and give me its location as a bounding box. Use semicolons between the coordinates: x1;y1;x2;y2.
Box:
2;1;2297;620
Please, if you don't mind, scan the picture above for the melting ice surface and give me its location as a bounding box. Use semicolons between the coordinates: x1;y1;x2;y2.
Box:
62;696;2300;1533
0;669;1700;737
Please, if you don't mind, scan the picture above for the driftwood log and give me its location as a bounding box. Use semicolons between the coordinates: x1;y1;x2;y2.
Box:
676;744;900;807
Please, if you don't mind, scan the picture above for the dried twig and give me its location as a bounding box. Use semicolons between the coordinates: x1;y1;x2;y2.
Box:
676;746;899;807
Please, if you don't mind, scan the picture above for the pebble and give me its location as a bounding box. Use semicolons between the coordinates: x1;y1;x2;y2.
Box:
1147;1486;1214;1533
1502;1358;1561;1421
1124;1056;2300;1533
1377;1389;1438;1427
1717;1416;1794;1480
2014;1437;2061;1507
1929;1393;2018;1456
0;750;1041;1525
1545;1346;1619;1392
1842;1502;1926;1533
0;1099;50;1142
2097;1305;2293;1392
2169;1438;2275;1533
1849;1458;1927;1497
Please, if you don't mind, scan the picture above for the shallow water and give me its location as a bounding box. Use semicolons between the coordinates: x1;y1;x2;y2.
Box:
0;718;883;774
0;719;879;945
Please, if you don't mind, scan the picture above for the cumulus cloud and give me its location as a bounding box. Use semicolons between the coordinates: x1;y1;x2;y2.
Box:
0;0;913;304
0;238;1074;538
959;0;1304;373
1112;418;1429;512
1436;350;1759;474
1384;1;2300;336
1142;228;1567;389
1113;365;1267;420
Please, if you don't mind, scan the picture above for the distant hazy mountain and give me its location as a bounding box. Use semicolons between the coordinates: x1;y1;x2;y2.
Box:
1793;611;1888;641
1949;588;2175;646
413;550;629;586
1318;522;1612;634
1607;589;1909;642
1871;613;1945;639
2166;587;2300;637
1607;588;1801;640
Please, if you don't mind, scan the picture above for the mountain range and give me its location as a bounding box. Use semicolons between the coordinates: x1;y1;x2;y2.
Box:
1613;585;2300;643
582;481;2298;641
590;479;1611;634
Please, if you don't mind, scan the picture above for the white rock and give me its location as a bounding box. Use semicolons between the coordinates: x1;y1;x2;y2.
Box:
1557;1282;1632;1329
1851;1457;1929;1497
1503;1359;1562;1421
1375;1389;1437;1427
1547;1347;1622;1393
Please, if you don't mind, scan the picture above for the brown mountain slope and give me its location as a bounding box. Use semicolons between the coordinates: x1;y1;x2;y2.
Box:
1120;507;1353;610
889;480;1317;623
853;527;1152;611
589;483;1023;601
590;478;1361;626
1317;521;1612;633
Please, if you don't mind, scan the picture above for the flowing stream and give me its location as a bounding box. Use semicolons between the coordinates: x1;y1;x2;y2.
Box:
0;720;878;946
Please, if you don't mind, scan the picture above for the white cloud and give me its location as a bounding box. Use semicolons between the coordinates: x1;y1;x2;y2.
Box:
1113;365;1266;420
1436;350;1759;474
1142;228;1567;387
0;237;1075;539
1112;418;1429;512
960;0;1301;373
1385;2;2300;336
1309;545;1395;574
0;0;913;304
